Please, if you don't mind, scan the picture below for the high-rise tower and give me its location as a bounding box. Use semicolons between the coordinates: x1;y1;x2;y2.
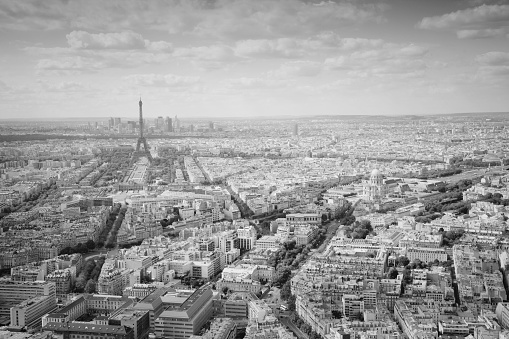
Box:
133;98;153;163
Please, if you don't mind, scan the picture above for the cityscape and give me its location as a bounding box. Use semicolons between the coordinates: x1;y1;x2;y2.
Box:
1;2;509;339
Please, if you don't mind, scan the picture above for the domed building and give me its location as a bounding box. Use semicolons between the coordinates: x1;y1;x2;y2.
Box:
362;169;388;201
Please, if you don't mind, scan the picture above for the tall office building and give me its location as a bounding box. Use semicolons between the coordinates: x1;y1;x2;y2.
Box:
114;118;121;126
165;117;173;132
293;123;298;136
157;116;164;130
174;115;180;132
10;294;57;328
0;280;56;322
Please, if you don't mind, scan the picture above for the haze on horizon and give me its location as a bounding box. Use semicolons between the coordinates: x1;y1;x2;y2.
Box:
0;0;508;119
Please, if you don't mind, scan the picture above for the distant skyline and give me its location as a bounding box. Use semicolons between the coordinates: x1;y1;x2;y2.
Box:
0;0;508;119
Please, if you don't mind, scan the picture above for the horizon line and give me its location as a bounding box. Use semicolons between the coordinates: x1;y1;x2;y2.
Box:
1;111;508;122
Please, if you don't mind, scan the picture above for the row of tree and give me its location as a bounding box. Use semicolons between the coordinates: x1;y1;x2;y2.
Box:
59;240;96;255
96;203;121;248
480;192;509;207
74;256;106;293
333;202;356;225
289;312;323;339
400;168;463;180
104;206;128;248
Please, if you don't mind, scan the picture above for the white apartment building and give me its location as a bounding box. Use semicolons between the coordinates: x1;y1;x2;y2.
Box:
10;295;57;328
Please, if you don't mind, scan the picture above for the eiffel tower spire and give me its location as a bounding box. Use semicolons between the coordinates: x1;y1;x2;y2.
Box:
132;98;153;164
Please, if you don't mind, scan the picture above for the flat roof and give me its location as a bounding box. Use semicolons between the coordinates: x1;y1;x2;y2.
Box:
43;322;130;334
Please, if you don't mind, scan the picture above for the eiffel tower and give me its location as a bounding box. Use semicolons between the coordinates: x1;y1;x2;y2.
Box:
131;98;153;165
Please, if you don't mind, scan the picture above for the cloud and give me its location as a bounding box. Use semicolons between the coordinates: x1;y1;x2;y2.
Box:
125;74;200;87
234;33;387;59
0;0;385;39
475;52;509;83
36;56;107;72
67;31;145;49
28;31;174;73
223;77;289;90
0;80;11;92
172;45;237;69
268;61;323;78
476;51;509;66
456;28;506;39
146;41;173;53
66;30;173;52
37;80;93;92
173;45;235;61
418;4;509;38
324;42;429;79
235;39;306;58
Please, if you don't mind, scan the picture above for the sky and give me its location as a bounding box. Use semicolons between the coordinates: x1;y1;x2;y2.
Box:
0;0;508;119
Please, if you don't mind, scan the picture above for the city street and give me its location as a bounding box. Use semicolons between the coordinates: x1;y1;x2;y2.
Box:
82;249;109;261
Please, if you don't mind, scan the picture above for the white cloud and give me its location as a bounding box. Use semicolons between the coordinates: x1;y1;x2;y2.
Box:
223;77;289;90
476;51;509;66
67;31;145;49
269;61;323;78
234;34;389;59
37;80;93;92
324;42;429;78
235;39;306;58
0;0;385;39
0;80;11;94
36;56;107;72
475;52;509;83
28;32;173;73
457;28;506;39
146;41;173;53
418;4;509;39
66;30;173;52
173;45;235;61
125;74;200;87
172;45;237;70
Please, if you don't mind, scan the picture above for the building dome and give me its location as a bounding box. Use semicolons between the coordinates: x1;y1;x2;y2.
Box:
370;169;382;179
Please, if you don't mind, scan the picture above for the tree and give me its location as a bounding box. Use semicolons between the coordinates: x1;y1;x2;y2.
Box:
84;279;97;293
397;256;410;267
388;267;399;279
280;280;292;301
75;276;87;292
222;287;229;295
274;266;292;287
86;240;96;250
59;246;73;255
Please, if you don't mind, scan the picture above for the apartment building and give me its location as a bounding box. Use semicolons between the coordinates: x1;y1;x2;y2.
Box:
255;236;280;250
45;269;72;298
190;318;237;339
406;247;447;263
42;295;87;327
286;213;321;225
342;295;364;319
237;226;257;250
43;322;134;339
